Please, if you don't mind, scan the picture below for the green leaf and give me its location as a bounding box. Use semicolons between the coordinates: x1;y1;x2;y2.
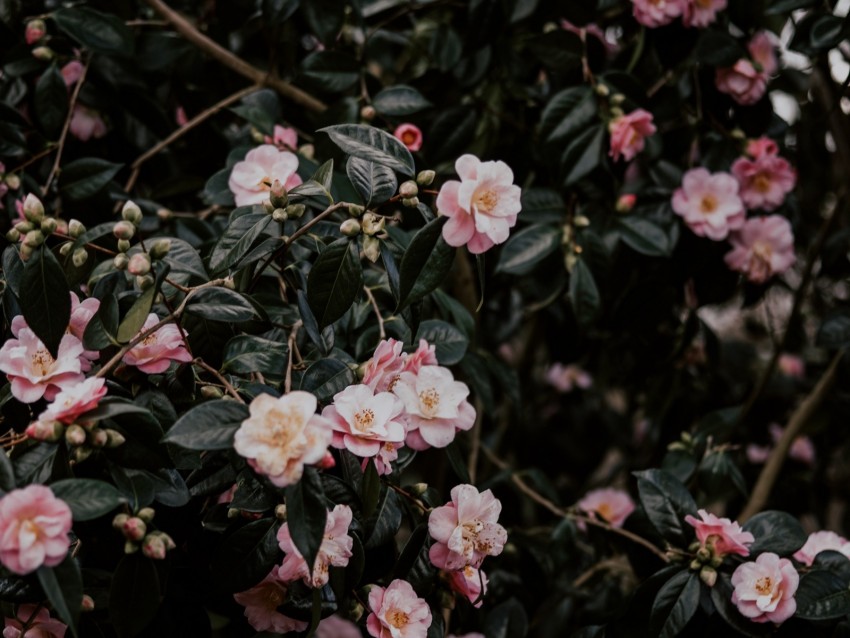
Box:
209;211;273;273
765;0;816;14
34;63;68;140
37;556;82;637
364;485;402;549
230;89;280;136
415;320;468;365
20;246;71;357
82;397;154;422
2;245;24;297
562;124;605;186
185;287;257;322
163;400;249;450
115;285;157;344
300;51;360;93
694;31;746;66
743;510;806;556
445;440;471;483
108;553;161;638
307;238;363;329
650;570;699;638
809;15;845;50
361;458;381;518
0;450;13;494
222;335;288;376
303;0;345;44
569;258;600;331
796;570;850;620
616;216;671;257
634;469;697;546
211;519;282;592
299;358;357;403
59;158;123;201
83;293;119;350
482;598;529;638
285;467;328;578
53;7;135;55
319;124;416;176
397;217;456;311
496;225;562;275
50;478;126;521
817;314;850;349
372;85;433;116
263;0;301;23
540;86;596;144
346;156;398;207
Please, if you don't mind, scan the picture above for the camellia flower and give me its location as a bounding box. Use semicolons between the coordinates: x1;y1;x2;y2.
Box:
747;137;779;159
69;105;107;142
233;391;333;488
428;484;508;570
68;292;101;368
682;0;726;28
228;144;302;207
672;168;745;240
362;338;437;393
323;384;406;458
746;423;815;466
0;485;73;575
715;32;777;106
315;614;363;638
447;565;488;608
392;365;476;450
403;339;438;374
366;579;432;638
277;504;353;588
264;124;298;150
437;154;522;254
545;363;592;393
608;109;656;162
60;60;84;87
25;20;47;45
723;215;796;284
731;552;799;624
393;123;423;152
778;353;805;379
631;0;684;27
0;328;84;403
3;604;67;638
731;151;796;211
122;313;193;374
577;488;635;528
362;440;404;477
40;377;107;424
793;531;850;566
684;509;754;558
233;570;308;634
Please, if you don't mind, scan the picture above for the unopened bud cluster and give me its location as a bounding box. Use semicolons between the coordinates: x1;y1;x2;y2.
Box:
9;194;86;262
34;418;126;464
113;509;176;559
111;201;173;288
561;213;592;273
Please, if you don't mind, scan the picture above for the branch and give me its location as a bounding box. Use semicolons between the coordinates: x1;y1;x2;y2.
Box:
143;0;326;113
284;320;302;394
363;285;386;340
194;358;244;403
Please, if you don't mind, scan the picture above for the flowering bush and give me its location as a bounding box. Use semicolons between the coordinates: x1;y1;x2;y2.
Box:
0;1;849;637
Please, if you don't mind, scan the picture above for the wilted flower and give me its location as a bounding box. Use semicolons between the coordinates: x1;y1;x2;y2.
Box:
545;363;592;393
608;109;656;162
447;566;488;608
233;570;308;634
672;168;745;240
731;552;798;624
685;509;754;558
682;0;726;28
228;144;302;207
69;105;107;141
366;579;432;638
0;485;72;575
277;504;354;588
60;60;84;87
723;215;796;284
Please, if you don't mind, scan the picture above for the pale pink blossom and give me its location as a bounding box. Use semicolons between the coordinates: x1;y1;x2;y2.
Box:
778;354;805;379
3;605;67;638
362;338;406;392
393;123;423;152
747;137;779;160
747;423;814;466
122;313;193;374
233;570;307;634
60;61;84;87
316;615;363;638
40;377;107;424
392;366;475;450
724;215;796;284
731;153;796;211
608;109;656;162
428;484;508;570
577;488;635;528
545;363;592;393
366;579;432;638
793;531;850;566
324;384;406;460
69;292;101;366
234;391;333;488
403;339;438;373
437;154;522;254
631;0;684;27
277;504;353;588
228;144;302;207
682;0;726;28
264;124;298;150
685;509;754;558
672;168;745;240
69;105;107;142
0;485;72;575
448;565;488;608
0;328;84;403
716;32;778;106
731;552;799;624
361;440;404;476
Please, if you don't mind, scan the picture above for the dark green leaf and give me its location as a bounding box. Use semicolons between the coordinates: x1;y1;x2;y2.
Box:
496;225;562;275
185;287;257;322
53;7;135;55
307;238;363;329
364;486;402;549
346;156;398;207
303;0;344;44
108;553;161;638
263;0;300;23
483;598;529;638
83;293;119;350
34;64;68;140
50;478;126;521
818;314;850;349
743;510;806;556
115;284;157;344
650;570;699;638
616;217;671;257
765;0;816;14
445;440;471;483
209;211;272;273
37;556;82;636
222;335;288;376
569;258;600;331
285;467;328;577
415;320;468;365
694;31;746;66
397;217;456;311
540;86;596;144
0;450;13;494
562;125;605;186
796;570;850;620
809;15;845;51
299;358;357;404
319;124;415;176
82;398;153;422
300;52;360;93
211;519;282;592
163;400;249;450
361;458;381;518
59;158;123;201
634;469;697;546
372;85;433;116
20;246;71;357
2;246;24;297
230;89;280;136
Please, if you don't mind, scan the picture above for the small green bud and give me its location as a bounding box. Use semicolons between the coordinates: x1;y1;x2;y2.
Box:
610;93;626;106
23;230;44;248
4;173;20;190
362;235;381;263
609;106;624;119
731;128;746;140
284;203;306;219
200;386;224;400
72;247;88;267
298;144;315;160
124;540;139;554
347;204;365;217
39;217;57;235
137;507;156;523
5;229;20;243
68;219;86;238
360;105;376;121
136;275;155;290
65;424;87;447
14;221;33;234
699;566;717;588
59;242;73;257
274;504;287;520
269;179;288;209
31;46;54;61
23;194;45;223
696;547;711;563
121;200;143;225
104;429;126;448
416;170;436;186
19;244;34;261
223;277;236;290
689;559;702;571
113;253;129;270
573;215;590;228
272;208;288;222
399;180;419;198
595;83;610;97
149;238;171;260
250;127;265;144
113;220;136;240
402;196;420;208
157;208;173;222
112;513;130;530
117;239;131;253
340;219;361;236
361;212;385;236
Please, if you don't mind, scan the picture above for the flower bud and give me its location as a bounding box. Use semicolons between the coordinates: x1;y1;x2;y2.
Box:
81;595;95;612
113;514;130;530
200;386;224;400
128;252;152;276
40;217;57;235
609;106;624;119
316;450;336;470
250;128;265;143
223;277;236;290
89;427;108;448
362;235;381;263
348;203;365;217
689;558;702;571
616;194;636;214
64;220;83;240
696;547;711;563
564;252;577;272
595;83;610;97
5;173;21;190
340;219;361;237
23;194;45;223
298;144;315;160
573;215;590;228
25;420;63;442
360;105;376;121
160;532;176;550
272;208;288;222
149;238;171;260
142;534;167;560
346;601;365;623
137;507;156;523
284;203;305;219
610;93;626;106
5;229;20;243
269;179;288;209
117;239;131;253
72;247;88;268
227;507;240;519
14;221;33;234
65;424;87;447
730;128;746;140
136;275;155;291
31;46;54;61
113;220;136;240
157;208;173;222
402;196;419;208
361;212;385;236
23;230;44;248
274;504;287;520
699;566;717;588
124;540;139;554
113;253;129;270
399;180;418;198
25;19;46;45
19;244;34;261
122;517;147;542
105;429;126;448
416;170;436;186
121;200;143;225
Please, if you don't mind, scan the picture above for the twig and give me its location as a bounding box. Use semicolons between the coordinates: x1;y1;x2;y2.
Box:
9;145;57;174
363;285;386;339
739;349;844;522
467;398;483;484
194;358;244;402
284;320;302;394
143;0;326;112
386;482;430;512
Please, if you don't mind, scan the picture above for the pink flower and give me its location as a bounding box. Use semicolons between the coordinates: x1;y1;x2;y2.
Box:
545;363;592;393
577;488;635;528
448;566;488;608
393;123;423;152
715;32;778;106
747;137;779;160
234;391;333;488
60;61;84;87
40;377;107;424
392;366;475;450
731;154;796;211
403;339;438;373
682;0;726;28
608;109;656;162
631;0;684;27
0;328;84;403
0;485;72;575
175;106;188;127
672;168;745;240
778;354;805;379
724;215;796;284
25;21;46;45
69;105;107;141
793;531;850;566
233;570;308;634
228;144;302;207
361;440;404;477
69;292;101;367
264;125;298;150
437;154;522;254
366;579;432;638
362;338;406;393
684;509;754;558
277;504;353;588
122;313;192;374
731;552;799;624
747;424;814;466
324;384;406;458
3;605;67;638
428;484;508;570
316;615;363;638
616;193;637;213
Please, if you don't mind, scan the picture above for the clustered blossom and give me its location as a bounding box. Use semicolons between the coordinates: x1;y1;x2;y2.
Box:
608;109;656;162
716;32;778;106
3;605;67;638
685;509;754;558
228;144;302;207
277;504;354;587
672;168;745;240
394;123;423;152
731;552;799;624
362;338;436;393
366;579;432;638
577;488;635;529
0;485;73;575
723;215;796;284
438;154;522;254
233;570;307;634
731;138;796;211
793;530;850;566
121;313;193;374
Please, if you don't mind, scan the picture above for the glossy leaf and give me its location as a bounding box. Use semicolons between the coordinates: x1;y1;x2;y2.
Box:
372;85;433;116
796;570;850;620
569;258;600;331
285;468;328;577
20;246;71;357
34;64;68;140
109;553;161;637
59;158;123;201
222;335;288;376
616;217;671;257
397;217;456;311
37;556;82;637
320;124;415;176
50;478;126;521
307;238;363;329
634;469;698;546
53;7;134;55
185;287;257;322
650;570;699;638
163;400;249;450
211;519;282;592
346;156;397;207
209;211;272;273
496;224;561;275
743;510;806;556
415;319;469;365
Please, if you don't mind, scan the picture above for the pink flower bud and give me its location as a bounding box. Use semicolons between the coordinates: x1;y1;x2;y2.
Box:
25;419;63;442
81;594;96;611
616;194;637;213
127;253;152;276
122;517;147;541
142;534;167;560
113;221;135;240
316;451;336;470
65;424;87;447
25;19;46;45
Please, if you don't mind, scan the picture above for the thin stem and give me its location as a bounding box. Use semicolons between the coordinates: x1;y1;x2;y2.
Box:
467;398;483;484
194;358;244;402
284;320;302;394
363;285;386;339
9;145;57;174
